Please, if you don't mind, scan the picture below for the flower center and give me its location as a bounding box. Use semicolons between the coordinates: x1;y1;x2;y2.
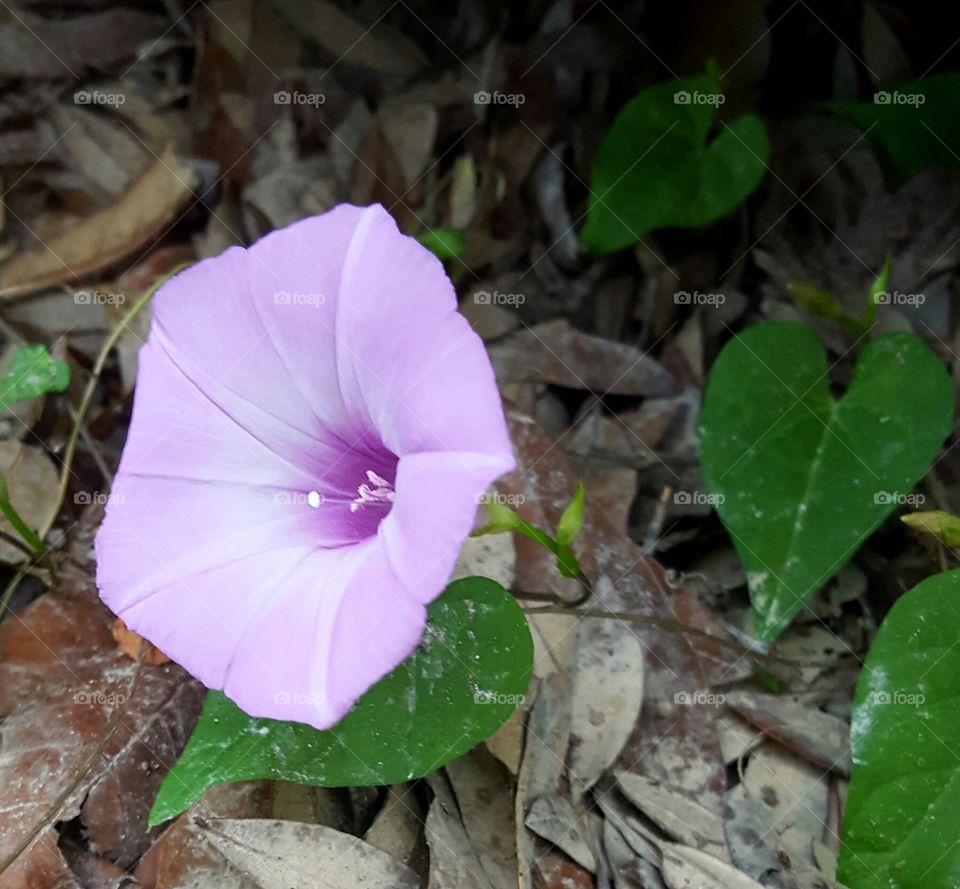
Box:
350;470;395;513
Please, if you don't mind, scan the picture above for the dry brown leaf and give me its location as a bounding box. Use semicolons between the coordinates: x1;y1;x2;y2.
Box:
267;0;427;78
135;781;271;889
363;784;422;867
615;771;728;861
725;691;852;776
525;795;597;873
426;772;494;889
661;843;766;889
0;829;79;889
532;851;594;889
445;748;518;888
111;618;170;666
490;319;674;396
0;592;203;871
0;10;167;80
197;818;420;889
0;148;198;296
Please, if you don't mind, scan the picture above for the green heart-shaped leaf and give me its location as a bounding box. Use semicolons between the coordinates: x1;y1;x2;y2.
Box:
150;576;532;826
699;323;953;641
821;73;960;184
0;344;70;407
581;74;769;254
840;570;960;888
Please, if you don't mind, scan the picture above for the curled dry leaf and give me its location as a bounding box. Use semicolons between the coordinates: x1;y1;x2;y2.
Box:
0;148;198;296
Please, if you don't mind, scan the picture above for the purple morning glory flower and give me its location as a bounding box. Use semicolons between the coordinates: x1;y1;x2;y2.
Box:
94;204;515;729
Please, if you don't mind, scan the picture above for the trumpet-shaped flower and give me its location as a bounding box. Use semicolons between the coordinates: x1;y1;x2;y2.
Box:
95;204;515;729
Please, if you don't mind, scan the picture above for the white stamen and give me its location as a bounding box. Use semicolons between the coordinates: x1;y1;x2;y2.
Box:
350;470;395;513
307;491;322;508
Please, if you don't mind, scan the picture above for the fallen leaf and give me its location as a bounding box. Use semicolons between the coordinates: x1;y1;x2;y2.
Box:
0;148;199;295
363;784;422;867
0;10;167;80
490;319;674;396
0;592;203;870
615;771;728;861
661;843;767;889
111;618;170;666
445;747;518;888
196;818;419;888
724;691;851;776
267;0;427;78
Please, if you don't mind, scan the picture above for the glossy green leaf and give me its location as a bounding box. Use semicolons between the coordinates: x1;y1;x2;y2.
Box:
0;345;69;408
840;570;960;888
581;74;769;254
821;73;960;183
699;322;953;641
150;576;532;826
416;227;465;260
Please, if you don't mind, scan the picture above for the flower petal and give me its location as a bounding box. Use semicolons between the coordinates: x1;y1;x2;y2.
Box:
335;206;515;460
382;450;516;600
115;537;426;730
